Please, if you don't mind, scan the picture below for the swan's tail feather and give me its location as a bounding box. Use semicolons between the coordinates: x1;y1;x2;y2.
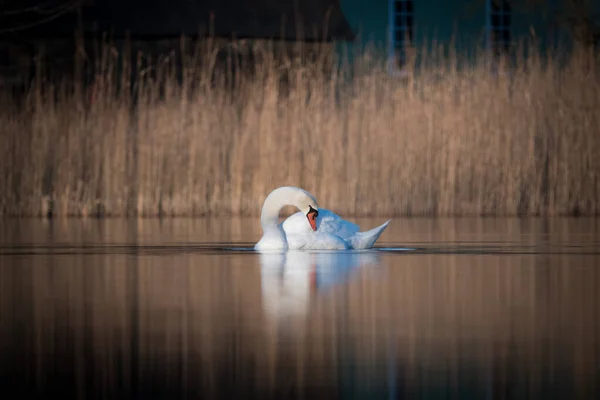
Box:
349;220;391;249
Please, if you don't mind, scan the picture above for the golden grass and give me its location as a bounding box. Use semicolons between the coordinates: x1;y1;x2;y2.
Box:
0;37;598;217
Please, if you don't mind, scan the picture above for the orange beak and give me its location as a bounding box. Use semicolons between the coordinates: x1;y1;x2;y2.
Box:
307;211;318;231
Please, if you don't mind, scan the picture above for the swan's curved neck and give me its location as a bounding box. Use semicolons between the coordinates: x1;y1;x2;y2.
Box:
260;186;302;231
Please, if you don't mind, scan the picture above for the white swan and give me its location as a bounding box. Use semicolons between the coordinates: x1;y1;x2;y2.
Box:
254;186;391;251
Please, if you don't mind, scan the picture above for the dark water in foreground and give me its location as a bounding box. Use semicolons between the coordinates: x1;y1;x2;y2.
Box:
0;218;599;399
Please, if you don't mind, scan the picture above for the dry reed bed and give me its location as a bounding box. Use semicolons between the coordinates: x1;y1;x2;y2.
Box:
0;39;598;217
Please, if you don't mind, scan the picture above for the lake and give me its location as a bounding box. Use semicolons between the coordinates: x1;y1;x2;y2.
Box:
1;217;599;399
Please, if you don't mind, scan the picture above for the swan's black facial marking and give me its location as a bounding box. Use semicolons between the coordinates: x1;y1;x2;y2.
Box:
307;205;318;218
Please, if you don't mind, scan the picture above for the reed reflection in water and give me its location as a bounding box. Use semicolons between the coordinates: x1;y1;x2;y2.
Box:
0;218;599;399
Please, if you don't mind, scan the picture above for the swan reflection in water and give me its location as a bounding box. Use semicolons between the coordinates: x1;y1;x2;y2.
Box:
259;250;381;319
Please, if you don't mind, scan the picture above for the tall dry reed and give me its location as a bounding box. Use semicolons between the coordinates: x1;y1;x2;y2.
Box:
0;37;598;217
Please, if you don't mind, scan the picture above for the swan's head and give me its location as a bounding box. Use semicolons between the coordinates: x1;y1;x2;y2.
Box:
292;189;319;231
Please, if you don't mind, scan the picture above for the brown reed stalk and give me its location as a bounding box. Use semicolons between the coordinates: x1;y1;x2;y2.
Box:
0;36;598;218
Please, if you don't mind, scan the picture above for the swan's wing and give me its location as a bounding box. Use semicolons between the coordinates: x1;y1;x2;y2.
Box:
282;209;360;239
316;209;360;239
286;230;349;250
303;232;349;250
347;220;391;249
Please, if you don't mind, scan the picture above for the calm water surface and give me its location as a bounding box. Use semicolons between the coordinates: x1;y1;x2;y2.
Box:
0;217;599;399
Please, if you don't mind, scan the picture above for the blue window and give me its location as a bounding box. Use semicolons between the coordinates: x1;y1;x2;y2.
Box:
488;0;511;55
389;0;414;68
